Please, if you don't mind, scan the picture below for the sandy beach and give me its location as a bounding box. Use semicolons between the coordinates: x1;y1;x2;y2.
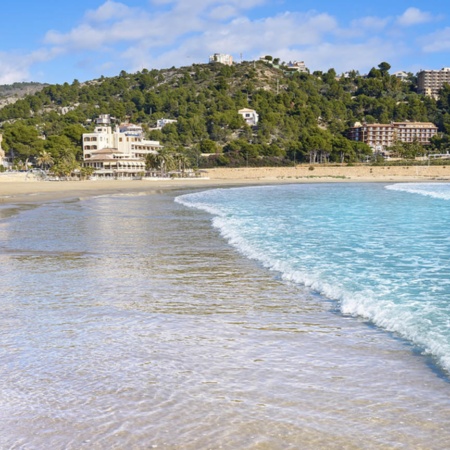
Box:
1;164;450;205
2;165;450;448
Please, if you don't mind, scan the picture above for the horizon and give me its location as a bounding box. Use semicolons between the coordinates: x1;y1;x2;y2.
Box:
1;0;449;85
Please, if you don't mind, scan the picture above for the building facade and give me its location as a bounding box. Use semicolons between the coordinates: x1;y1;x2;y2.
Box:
393;71;409;82
83;114;163;177
417;68;450;97
0;134;5;167
286;61;308;73
209;53;233;66
238;108;259;126
347;121;438;152
156;118;177;128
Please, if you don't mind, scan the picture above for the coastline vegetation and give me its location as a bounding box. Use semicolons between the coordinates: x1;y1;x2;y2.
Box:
1;60;450;172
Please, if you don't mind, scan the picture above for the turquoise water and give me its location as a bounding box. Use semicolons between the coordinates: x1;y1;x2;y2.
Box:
176;182;450;374
1;185;450;448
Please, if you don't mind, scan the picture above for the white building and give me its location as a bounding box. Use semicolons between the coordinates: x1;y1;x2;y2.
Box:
83;114;163;177
238;108;259;126
286;61;308;73
209;53;233;66
156;118;177;128
393;71;409;82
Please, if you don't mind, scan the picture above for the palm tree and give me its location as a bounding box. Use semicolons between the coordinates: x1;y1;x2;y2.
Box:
159;148;176;176
174;151;191;176
36;151;54;171
146;148;175;176
146;152;160;175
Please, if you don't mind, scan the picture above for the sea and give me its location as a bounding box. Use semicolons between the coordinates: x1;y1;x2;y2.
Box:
1;182;450;449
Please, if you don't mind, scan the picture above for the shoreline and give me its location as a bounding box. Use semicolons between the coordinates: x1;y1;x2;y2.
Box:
1;164;450;205
2;167;450;447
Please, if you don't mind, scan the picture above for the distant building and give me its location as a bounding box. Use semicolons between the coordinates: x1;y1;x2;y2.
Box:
156;118;177;129
83;148;146;178
238;108;259;126
286;61;308;73
209;53;233;66
347;121;438;152
0;134;5;167
82;115;163;178
417;68;450;97
95;114;112;125
393;71;409;82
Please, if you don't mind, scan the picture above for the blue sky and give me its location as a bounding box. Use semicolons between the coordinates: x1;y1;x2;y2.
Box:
1;0;449;85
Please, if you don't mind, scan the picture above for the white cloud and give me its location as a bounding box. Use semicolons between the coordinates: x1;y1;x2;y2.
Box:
43;1;205;51
397;8;434;27
0;55;31;84
84;0;134;22
299;39;402;74
1;0;447;84
42;3;340;73
208;5;238;20
420;27;450;53
0;47;64;84
350;16;390;33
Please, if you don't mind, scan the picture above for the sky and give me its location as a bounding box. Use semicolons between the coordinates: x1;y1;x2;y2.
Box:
1;0;449;85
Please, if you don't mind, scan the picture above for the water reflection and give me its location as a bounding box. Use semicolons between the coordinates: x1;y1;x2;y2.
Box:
0;191;449;449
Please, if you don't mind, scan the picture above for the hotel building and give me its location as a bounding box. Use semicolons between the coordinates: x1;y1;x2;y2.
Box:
417;68;450;97
347;121;438;152
83;114;163;178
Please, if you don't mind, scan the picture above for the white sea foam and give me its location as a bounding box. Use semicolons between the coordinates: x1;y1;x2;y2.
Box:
386;182;450;200
176;185;450;374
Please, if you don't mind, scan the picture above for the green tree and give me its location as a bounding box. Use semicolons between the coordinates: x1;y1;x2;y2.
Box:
36;150;54;170
145;148;175;176
331;135;354;163
3;123;44;161
378;62;391;76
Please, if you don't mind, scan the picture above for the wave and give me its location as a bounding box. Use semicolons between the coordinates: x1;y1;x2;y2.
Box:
386;182;450;200
176;187;450;374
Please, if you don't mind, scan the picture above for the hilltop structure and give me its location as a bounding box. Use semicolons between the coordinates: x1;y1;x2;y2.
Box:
82;114;163;178
347;121;438;152
417;68;450;97
286;61;308;73
393;71;409;82
209;53;233;66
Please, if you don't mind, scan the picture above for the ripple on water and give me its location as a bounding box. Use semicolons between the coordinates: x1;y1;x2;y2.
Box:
0;190;449;449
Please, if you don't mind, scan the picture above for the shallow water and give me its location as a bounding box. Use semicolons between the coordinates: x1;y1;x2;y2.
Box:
177;183;450;375
0;188;449;449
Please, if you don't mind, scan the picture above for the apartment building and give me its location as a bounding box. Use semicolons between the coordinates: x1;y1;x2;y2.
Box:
417;68;450;97
347;121;438;152
83;114;163;177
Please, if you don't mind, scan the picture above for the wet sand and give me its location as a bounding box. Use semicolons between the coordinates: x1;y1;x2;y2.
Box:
2;169;450;448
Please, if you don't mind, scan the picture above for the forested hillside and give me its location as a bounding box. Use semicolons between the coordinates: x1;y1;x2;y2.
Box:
1;60;450;170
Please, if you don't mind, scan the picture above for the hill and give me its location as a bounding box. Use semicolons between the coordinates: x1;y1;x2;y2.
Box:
0;82;48;109
1;60;450;171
